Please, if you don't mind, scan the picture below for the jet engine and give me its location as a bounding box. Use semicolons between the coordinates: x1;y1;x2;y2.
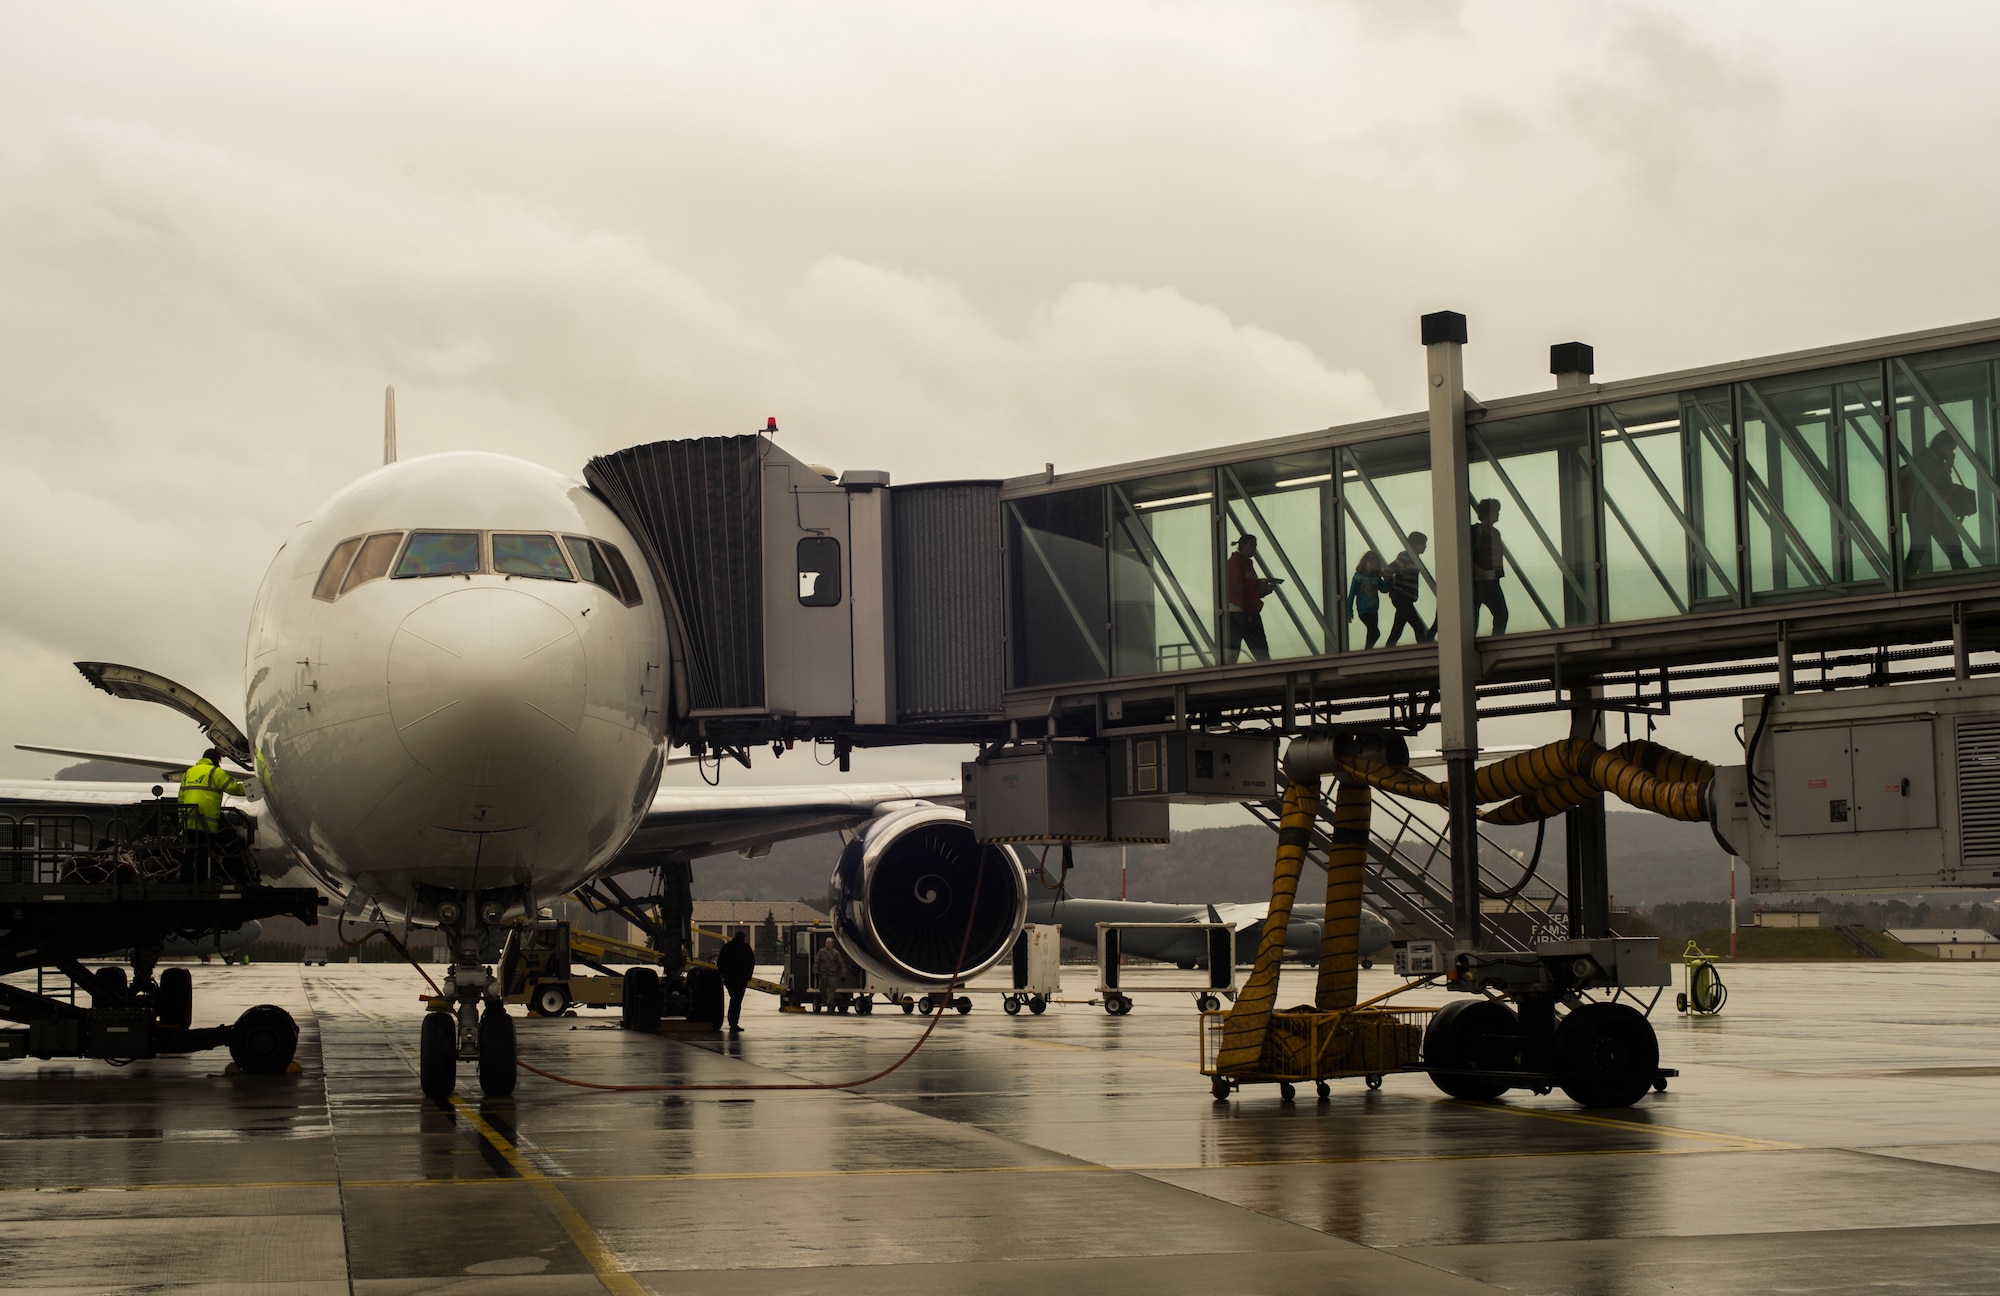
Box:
829;806;1028;986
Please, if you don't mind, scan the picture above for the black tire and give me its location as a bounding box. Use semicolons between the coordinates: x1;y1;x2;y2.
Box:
1117;996;1134;1016
1423;998;1517;1102
1028;997;1047;1016
158;967;193;1028
1316;1081;1332;1099
478;1006;517;1098
856;996;874;1016
1676;992;1689;1014
1211;1076;1231;1101
1279;1082;1296;1102
919;996;935;1015
1361;958;1374;971
1197;994;1220;1013
229;1004;299;1075
687;966;725;1026
94;965;128;1005
420;1012;456;1101
901;1001;915;1015
1554;1002;1659;1109
954;997;972;1015
1365;1074;1383;1091
531;983;571;1018
1003;996;1022;1015
622;968;662;1034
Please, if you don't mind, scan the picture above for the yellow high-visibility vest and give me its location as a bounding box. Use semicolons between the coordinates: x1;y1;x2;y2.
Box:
178;758;244;833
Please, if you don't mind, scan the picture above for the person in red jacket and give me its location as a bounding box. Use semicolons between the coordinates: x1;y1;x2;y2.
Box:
1225;534;1276;663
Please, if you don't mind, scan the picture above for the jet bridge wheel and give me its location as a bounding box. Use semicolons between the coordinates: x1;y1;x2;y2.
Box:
157;967;193;1029
1422;998;1516;1102
1553;1002;1658;1109
420;1011;455;1101
479;1006;518;1098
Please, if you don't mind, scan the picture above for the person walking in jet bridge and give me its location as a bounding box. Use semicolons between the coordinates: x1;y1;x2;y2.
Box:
813;936;847;1011
1224;534;1277;663
1385;532;1433;646
716;931;756;1032
1470;498;1509;636
178;748;244;839
1347;550;1388;649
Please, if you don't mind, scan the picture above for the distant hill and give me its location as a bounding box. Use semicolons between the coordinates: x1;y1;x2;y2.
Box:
691;807;1736;907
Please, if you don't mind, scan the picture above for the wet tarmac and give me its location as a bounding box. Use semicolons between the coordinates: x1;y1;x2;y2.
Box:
3;960;1999;1294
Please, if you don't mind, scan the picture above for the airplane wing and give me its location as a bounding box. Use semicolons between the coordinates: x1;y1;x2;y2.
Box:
12;745;227;780
611;779;963;864
0;778;180;808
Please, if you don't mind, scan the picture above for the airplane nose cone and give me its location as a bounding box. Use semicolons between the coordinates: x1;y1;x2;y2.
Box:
388;587;584;786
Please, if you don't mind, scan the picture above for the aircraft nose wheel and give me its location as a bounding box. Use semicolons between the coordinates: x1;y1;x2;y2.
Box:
478;1005;517;1097
420;1011;456;1101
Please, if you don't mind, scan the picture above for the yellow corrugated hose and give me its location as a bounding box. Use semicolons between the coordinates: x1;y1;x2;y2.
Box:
1216;778;1319;1072
1313;780;1371;1011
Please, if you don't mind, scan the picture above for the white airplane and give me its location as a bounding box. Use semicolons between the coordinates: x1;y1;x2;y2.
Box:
5;436;1033;1099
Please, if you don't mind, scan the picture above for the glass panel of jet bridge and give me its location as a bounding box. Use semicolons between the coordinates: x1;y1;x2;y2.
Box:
1219;451;1332;661
1893;339;2000;586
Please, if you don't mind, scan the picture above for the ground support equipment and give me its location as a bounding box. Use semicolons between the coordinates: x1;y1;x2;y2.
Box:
0;809;321;1072
1202;979;1437;1102
1097;921;1239;1016
1675;940;1728;1015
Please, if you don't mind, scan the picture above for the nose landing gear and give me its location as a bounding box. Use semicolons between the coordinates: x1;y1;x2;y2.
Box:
419;894;520;1102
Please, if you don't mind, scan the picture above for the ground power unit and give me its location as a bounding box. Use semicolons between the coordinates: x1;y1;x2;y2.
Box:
1716;676;2000;893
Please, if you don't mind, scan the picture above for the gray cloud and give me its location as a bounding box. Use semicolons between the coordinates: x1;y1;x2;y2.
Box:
4;1;1999;805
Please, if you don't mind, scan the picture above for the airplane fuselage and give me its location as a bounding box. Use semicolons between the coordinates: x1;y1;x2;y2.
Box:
245;452;669;922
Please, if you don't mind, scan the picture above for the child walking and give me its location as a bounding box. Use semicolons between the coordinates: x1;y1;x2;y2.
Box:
1348;550;1388;649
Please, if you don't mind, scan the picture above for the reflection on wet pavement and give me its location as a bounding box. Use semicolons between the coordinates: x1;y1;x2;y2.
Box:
3;962;1999;1293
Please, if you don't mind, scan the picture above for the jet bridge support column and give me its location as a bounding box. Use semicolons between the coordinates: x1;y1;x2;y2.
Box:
1422;310;1482;950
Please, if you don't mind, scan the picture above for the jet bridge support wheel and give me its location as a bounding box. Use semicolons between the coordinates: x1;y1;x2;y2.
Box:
420;1012;456;1101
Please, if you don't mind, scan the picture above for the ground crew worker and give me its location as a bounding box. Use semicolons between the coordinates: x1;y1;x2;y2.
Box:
179;748;244;838
813;936;846;1012
715;931;756;1033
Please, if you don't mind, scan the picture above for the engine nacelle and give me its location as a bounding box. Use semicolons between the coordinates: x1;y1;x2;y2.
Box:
830;806;1028;987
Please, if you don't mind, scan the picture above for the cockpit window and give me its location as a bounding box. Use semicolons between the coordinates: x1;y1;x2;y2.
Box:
561;536;621;596
600;541;643;607
341;532;405;594
492;533;574;581
394;531;481;578
312;537;364;601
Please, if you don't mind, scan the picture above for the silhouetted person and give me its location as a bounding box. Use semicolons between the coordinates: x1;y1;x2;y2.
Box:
813;936;846;1011
715;931;755;1033
1386;532;1432;646
1902;431;1972;575
1470;499;1509;635
1224;534;1276;662
1347;550;1387;649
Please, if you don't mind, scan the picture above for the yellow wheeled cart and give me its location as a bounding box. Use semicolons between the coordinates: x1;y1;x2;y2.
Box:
1201;983;1439;1102
1675;940;1728;1016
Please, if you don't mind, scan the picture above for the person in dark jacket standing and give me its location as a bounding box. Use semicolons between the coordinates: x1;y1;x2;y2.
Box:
715;931;757;1033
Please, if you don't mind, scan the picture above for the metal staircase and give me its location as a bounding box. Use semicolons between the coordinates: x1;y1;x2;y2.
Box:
1244;792;1566;954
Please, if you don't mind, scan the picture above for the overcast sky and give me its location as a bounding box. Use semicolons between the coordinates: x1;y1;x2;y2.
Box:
4;2;1998;820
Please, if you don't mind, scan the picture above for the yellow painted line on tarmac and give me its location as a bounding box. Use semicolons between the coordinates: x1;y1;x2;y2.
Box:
450;1096;649;1296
